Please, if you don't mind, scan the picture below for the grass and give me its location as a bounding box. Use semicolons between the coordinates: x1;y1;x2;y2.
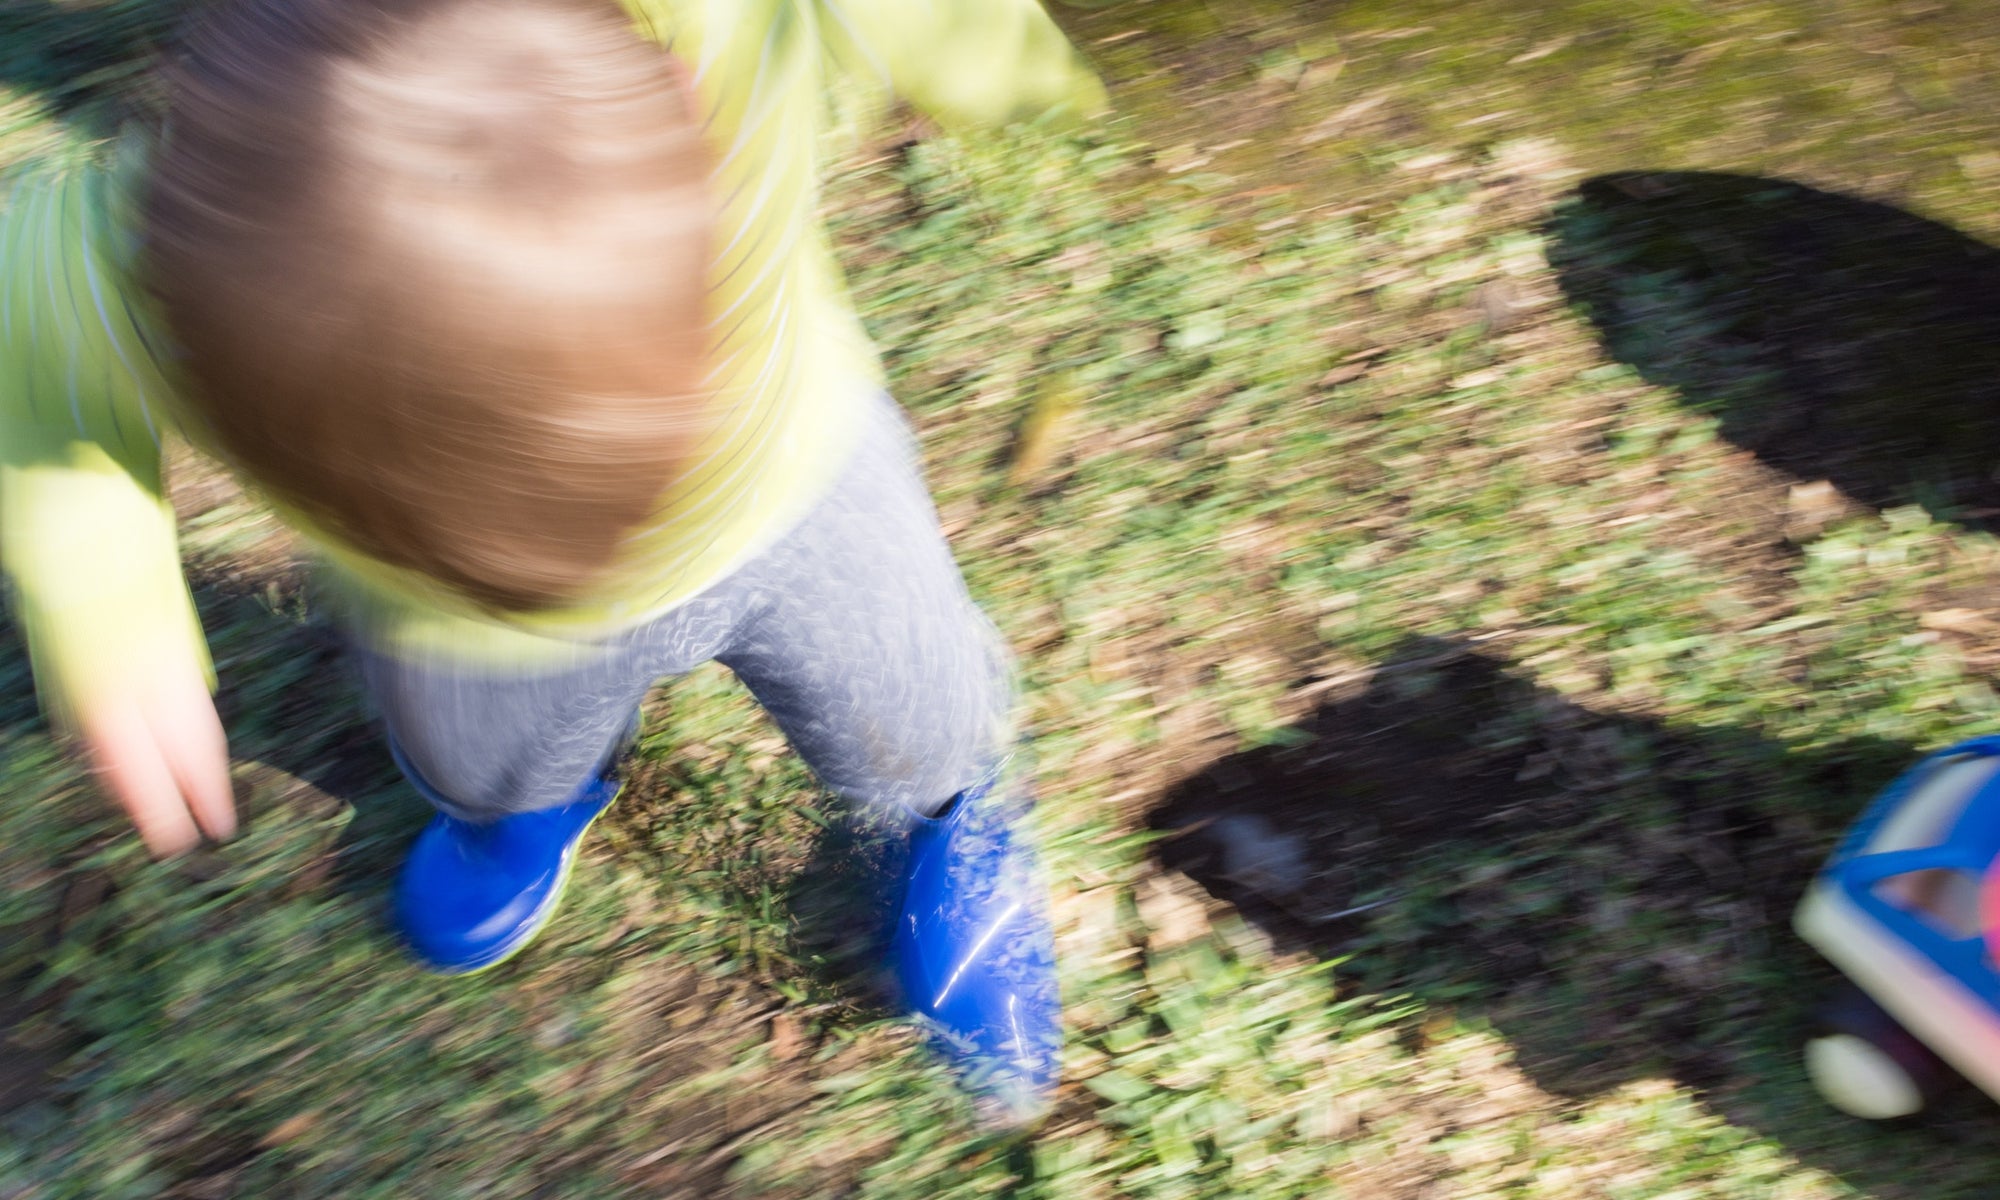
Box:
9;0;2000;1196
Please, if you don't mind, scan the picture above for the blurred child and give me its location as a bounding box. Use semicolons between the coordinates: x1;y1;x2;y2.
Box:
0;0;1103;1121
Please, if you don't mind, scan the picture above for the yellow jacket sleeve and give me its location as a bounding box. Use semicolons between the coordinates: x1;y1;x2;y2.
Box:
0;142;211;727
815;0;1108;130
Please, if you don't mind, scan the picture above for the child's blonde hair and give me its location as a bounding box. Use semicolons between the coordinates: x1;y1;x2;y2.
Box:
143;0;712;610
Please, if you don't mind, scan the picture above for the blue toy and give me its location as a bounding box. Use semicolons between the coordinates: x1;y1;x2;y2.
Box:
1795;735;2000;1117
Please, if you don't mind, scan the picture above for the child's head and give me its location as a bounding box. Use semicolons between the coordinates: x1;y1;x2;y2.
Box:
143;0;711;610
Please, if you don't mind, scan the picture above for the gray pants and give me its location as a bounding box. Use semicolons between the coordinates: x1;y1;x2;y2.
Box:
355;391;1014;823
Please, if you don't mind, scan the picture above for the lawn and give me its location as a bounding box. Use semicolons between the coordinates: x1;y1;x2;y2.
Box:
7;0;2000;1196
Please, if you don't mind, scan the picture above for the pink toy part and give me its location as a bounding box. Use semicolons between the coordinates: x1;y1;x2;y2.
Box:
1983;855;2000;967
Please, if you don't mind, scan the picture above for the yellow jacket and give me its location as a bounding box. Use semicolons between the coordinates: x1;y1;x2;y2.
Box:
0;0;1104;721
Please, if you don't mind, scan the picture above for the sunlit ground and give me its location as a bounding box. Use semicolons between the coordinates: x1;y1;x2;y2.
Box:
7;1;2000;1195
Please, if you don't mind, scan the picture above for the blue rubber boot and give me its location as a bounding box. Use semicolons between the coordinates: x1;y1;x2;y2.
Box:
393;769;621;975
892;774;1063;1125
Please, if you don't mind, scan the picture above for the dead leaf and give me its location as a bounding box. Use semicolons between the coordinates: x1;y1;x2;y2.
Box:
1784;480;1850;541
1006;373;1084;486
1471;279;1536;332
1922;608;1998;636
1299;92;1388;144
1507;35;1574;65
259;1111;321;1148
767;1013;801;1062
1134;872;1211;950
1787;480;1841;512
1318;362;1370;388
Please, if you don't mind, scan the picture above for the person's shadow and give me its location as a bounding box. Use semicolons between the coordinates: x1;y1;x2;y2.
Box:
1549;171;2000;530
1151;635;2000;1200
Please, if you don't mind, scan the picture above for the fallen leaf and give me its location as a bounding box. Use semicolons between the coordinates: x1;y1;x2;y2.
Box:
259;1111;321;1148
1507;35;1574;64
1784;480;1850;541
1922;608;1997;636
1318;362;1370;388
1134;871;1212;949
1007;373;1084;486
768;1012;801;1062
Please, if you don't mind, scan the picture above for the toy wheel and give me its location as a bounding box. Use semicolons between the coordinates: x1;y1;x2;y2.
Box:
1804;984;1952;1120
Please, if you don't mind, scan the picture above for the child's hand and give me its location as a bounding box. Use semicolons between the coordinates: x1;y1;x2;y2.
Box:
74;650;235;857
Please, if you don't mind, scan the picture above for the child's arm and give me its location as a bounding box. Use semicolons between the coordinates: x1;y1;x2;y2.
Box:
816;0;1109;131
1;147;234;855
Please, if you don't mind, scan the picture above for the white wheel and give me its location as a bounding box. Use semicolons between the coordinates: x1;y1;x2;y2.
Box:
1806;1032;1926;1119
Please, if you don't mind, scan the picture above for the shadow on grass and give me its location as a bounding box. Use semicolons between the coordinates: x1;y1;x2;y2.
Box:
196;585;419;892
0;0;186;129
779;807;906;1003
0;580;412;1120
1151;635;1999;1200
1549;171;2000;530
0;578;831;1196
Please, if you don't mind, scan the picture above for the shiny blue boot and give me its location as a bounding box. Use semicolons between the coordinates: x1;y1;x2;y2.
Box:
393;768;621;975
892;775;1063;1125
